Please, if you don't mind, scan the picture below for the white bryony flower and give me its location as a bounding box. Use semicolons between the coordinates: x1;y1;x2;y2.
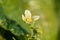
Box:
22;9;40;24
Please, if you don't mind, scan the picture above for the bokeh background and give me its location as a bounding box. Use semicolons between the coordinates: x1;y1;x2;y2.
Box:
0;0;60;40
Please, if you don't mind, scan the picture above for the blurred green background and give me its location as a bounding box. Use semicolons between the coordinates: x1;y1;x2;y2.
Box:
0;0;60;40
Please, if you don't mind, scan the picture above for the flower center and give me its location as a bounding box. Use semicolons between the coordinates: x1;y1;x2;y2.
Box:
26;18;32;23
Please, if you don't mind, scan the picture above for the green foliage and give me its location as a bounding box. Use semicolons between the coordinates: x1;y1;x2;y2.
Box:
0;0;59;40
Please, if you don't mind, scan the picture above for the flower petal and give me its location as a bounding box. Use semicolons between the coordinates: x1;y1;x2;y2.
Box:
33;16;40;21
22;14;25;21
25;9;31;18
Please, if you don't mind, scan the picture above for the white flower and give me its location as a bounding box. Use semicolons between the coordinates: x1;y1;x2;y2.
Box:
22;9;40;24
